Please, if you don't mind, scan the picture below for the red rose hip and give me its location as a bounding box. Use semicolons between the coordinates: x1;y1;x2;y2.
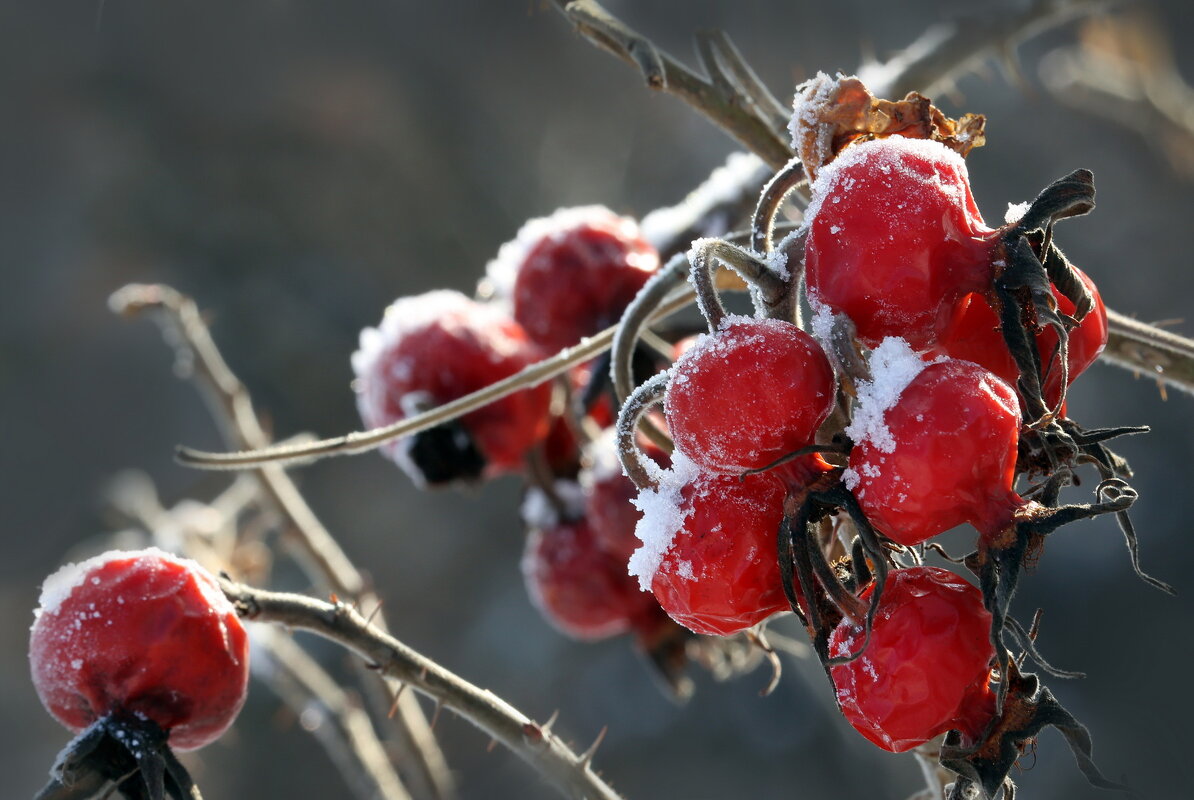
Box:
29;548;250;751
830;567;996;752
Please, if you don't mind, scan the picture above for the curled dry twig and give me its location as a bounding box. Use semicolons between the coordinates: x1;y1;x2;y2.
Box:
221;579;626;800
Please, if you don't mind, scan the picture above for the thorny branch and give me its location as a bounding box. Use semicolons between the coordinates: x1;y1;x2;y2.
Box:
110;284;453;800
221;579;626;800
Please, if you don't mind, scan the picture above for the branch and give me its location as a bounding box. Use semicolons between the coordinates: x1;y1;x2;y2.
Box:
1103;309;1194;396
551;0;793;169
858;0;1110;100
172;286;697;469
222;579;626;800
253;627;413;800
110;284;454;800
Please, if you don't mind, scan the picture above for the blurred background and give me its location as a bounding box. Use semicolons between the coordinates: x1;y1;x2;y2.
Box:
4;1;1193;797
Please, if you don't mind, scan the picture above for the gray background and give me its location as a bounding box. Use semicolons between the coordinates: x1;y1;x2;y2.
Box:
3;1;1192;798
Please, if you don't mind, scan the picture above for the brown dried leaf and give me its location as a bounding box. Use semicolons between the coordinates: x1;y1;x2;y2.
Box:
791;74;986;182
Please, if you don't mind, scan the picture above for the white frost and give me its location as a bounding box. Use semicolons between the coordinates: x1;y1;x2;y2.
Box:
627;451;704;591
844;338;931;453
1004;200;1030;225
520;481;586;531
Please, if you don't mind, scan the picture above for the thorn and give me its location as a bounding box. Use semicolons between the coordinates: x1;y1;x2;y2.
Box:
329;593;340;604
387;683;408;719
364;600;384;627
486;738;498;753
430;700;444;731
541;709;560;734
579;726;608;766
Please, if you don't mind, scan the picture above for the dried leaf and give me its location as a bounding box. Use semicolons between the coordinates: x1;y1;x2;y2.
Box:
791;74;986;181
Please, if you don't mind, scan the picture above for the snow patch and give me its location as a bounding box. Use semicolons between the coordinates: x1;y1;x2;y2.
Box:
1004;200;1030;225
627;451;704;591
845;338;931;453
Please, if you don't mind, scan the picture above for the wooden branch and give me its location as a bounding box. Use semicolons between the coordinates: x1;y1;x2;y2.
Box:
110;284;454;800
222;579;626;800
552;0;793;168
173;286;697;469
1103;309;1194;396
858;0;1110;100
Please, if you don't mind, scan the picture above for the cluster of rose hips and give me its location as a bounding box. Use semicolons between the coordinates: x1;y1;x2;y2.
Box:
350;206;720;688
611;78;1170;797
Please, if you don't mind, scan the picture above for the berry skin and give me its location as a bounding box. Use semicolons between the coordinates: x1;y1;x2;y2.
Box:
846;358;1022;545
933;267;1108;409
664;316;836;474
830;567;996;753
486;206;660;352
805;137;997;350
522;514;659;641
636;465;790;636
581;431;670;562
29;548;249;751
352;290;552;485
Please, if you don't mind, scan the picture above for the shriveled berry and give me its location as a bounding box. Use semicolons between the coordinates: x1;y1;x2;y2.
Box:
29;548;249;751
486;206;660;352
630;456;789;636
664;316;836;474
352;290;552;485
830;567;996;752
845;353;1022;545
805;137;996;350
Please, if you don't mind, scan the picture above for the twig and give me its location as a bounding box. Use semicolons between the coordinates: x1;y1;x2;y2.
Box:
858;0;1110;100
172;286;697;469
1103;309;1194;396
222;579;626;800
551;0;793;169
110;284;454;800
254;627;413;800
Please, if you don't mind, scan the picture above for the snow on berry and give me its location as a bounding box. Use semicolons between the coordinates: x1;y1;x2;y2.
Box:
664;315;836;474
842;337;931;458
483;205;660;352
846;359;1023;545
803;136;997;350
352;289;551;485
29;548;249;751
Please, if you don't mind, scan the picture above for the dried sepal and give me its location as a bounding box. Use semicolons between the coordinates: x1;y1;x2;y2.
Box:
790;73;986;181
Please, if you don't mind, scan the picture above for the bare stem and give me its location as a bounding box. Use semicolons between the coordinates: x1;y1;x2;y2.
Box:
552;0;793;169
1103;309;1194;396
222;579;626;800
110;283;453;800
174;288;696;470
615;372;671;492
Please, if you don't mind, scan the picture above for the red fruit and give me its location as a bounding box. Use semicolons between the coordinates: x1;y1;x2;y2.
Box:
522;513;658;641
933;267;1108;408
631;459;789;636
486;206;660;352
805;137;997;350
29;548;249;751
846;356;1022;545
353;290;552;485
664;316;836;474
830;567;996;752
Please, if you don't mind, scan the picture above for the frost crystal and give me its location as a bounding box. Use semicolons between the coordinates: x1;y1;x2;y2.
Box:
845;338;931;453
627;451;704;591
640;152;770;248
1004;200;1030;225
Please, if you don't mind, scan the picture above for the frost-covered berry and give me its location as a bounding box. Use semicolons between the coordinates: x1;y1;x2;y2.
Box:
352;290;552;485
664;316;836;474
29;548;249;752
804;137;997;350
485;206;660;351
630;455;789;636
521;484;659;641
844;348;1022;545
